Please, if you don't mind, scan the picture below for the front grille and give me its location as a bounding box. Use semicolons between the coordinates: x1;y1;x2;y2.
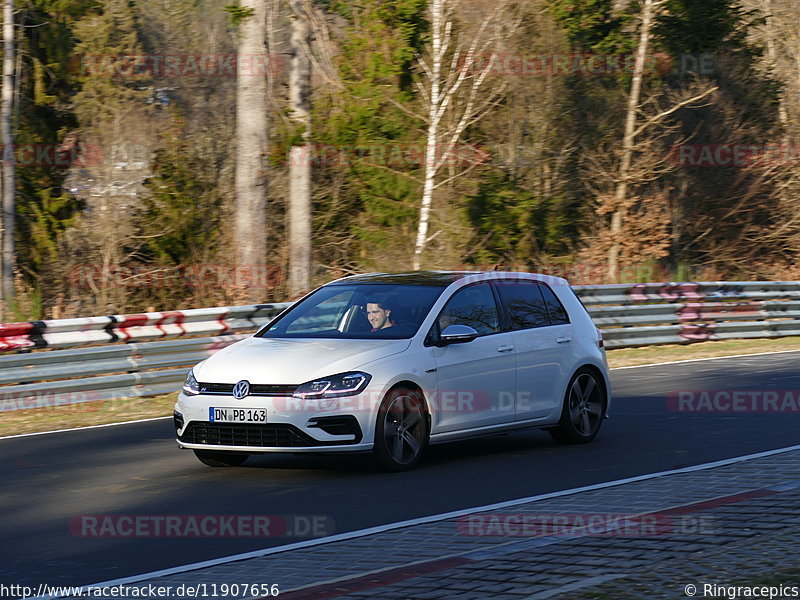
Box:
251;384;297;396
179;422;356;447
198;382;234;394
198;382;296;396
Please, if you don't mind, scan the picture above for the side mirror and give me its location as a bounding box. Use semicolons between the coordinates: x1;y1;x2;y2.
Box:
438;324;479;346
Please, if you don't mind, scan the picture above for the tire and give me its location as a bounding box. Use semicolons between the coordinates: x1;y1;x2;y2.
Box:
373;387;428;471
193;449;250;467
548;368;606;444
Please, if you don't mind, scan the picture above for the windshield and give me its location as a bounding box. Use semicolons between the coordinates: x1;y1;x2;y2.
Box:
256;283;448;339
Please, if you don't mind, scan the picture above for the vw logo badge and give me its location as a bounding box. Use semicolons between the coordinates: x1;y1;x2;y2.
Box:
232;380;251;399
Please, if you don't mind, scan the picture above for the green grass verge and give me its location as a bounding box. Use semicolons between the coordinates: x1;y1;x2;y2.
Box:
606;336;800;367
0;393;179;438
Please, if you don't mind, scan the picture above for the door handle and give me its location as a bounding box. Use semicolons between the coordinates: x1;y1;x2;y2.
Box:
497;345;514;352
556;337;572;344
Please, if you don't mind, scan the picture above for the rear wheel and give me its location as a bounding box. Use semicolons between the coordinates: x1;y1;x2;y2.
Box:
193;449;250;467
373;387;428;471
549;369;606;444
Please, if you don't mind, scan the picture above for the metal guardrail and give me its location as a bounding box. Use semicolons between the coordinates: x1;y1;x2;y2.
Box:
0;304;290;412
0;303;291;351
574;281;800;347
1;281;799;412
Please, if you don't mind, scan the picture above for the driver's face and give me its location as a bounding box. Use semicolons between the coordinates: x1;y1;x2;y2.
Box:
366;303;391;329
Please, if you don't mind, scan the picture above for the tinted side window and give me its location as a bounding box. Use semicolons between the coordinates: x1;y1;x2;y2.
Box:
540;284;570;325
438;283;500;336
496;281;549;329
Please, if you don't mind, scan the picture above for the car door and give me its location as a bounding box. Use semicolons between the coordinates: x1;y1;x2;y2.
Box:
428;282;517;432
494;280;574;421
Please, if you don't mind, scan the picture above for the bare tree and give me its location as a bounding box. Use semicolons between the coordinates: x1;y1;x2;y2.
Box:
287;0;312;296
234;0;269;294
605;0;716;281
412;0;518;270
749;0;799;138
1;0;14;318
731;0;800;275
761;0;789;132
606;0;660;282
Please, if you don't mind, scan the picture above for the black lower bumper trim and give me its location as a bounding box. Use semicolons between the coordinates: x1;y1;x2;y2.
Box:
178;421;358;447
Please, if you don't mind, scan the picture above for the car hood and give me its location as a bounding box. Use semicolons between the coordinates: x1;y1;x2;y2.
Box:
194;337;412;384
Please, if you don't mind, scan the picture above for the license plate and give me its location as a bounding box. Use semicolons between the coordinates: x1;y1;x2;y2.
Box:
209;407;267;423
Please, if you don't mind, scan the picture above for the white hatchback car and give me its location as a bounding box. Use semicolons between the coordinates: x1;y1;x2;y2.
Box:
175;271;611;470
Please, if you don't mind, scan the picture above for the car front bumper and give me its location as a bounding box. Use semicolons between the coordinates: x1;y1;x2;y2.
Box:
174;391;377;453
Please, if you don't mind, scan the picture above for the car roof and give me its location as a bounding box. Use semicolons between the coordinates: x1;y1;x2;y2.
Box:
329;271;475;286
328;271;568;287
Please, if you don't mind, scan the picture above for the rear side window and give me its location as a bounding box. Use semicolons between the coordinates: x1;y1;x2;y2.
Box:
540;284;570;325
495;281;549;329
437;283;500;336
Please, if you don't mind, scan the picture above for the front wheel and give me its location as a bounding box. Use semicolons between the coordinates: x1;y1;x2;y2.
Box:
193;449;250;467
373;387;428;471
548;369;606;444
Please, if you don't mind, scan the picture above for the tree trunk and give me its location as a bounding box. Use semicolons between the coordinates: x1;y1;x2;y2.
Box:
607;0;656;282
288;0;312;297
413;0;443;271
763;0;789;132
234;0;269;293
412;0;513;270
1;0;14;319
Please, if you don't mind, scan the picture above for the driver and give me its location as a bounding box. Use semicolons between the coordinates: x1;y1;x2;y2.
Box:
366;299;396;331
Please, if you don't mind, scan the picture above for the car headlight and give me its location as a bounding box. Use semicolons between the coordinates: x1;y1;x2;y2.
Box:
182;370;200;396
293;371;371;399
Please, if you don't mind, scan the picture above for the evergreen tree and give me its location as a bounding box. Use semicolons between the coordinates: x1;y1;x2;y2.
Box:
305;0;427;270
10;0;97;316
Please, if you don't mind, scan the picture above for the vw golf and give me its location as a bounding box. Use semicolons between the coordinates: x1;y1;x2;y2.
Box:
175;271;611;470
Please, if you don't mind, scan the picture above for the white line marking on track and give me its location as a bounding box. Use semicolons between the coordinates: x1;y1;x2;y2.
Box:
39;442;800;598
0;416;171;441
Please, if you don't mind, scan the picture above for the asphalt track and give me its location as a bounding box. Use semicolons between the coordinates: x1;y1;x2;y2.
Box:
2;350;799;588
